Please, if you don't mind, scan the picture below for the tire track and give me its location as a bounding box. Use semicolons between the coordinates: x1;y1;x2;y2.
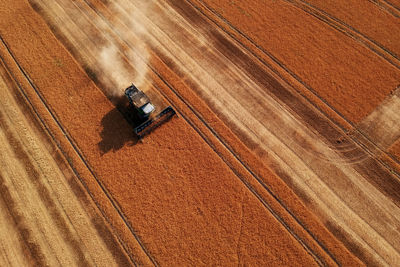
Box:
178;2;400;264
32;0;400;264
0;36;147;267
371;0;400;17
67;0;329;264
119;0;400;264
32;0;337;264
189;0;400;171
0;172;42;266
288;0;400;68
0;60;92;266
383;0;400;11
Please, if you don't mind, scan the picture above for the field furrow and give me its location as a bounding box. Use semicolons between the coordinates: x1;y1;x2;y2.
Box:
295;0;400;61
0;0;356;265
0;55;131;266
195;0;400;124
1;0;398;265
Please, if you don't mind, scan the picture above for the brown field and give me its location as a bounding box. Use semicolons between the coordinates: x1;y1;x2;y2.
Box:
0;36;131;266
302;0;400;57
387;0;400;8
390;139;400;162
195;0;400;124
0;0;399;266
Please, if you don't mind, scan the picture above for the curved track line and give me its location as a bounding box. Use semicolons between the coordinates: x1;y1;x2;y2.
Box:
78;1;330;264
48;0;336;264
32;0;400;264
186;0;400;176
0;36;153;267
66;0;400;260
154;85;327;266
188;0;361;127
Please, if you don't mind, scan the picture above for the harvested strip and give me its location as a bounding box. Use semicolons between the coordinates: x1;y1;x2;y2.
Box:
357;87;400;150
0;0;336;265
0;56;131;266
31;0;363;265
197;0;400;123
0;9;152;267
389;139;400;162
0;181;35;267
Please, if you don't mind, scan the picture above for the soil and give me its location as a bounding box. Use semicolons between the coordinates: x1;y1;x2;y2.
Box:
0;0;363;266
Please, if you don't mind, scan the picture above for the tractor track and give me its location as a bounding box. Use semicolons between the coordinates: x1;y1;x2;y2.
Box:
29;0;400;264
71;0;395;172
0;35;153;267
288;0;400;68
372;0;400;17
187;0;400;175
384;0;400;11
128;0;400;264
6;0;329;264
33;0;346;264
154;86;327;266
188;0;359;130
60;0;332;264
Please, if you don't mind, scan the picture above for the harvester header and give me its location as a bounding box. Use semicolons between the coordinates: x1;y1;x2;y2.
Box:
124;84;175;138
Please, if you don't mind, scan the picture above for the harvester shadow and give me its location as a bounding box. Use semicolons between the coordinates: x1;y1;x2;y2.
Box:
97;104;139;155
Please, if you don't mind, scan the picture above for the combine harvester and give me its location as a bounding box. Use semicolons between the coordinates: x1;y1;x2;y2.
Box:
124;84;175;138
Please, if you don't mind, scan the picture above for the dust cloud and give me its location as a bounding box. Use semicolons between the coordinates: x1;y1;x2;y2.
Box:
97;41;150;98
30;0;155;99
98;44;131;94
88;1;153;98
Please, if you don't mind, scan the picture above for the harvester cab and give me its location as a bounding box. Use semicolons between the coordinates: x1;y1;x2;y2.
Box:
125;84;155;120
124;84;175;138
